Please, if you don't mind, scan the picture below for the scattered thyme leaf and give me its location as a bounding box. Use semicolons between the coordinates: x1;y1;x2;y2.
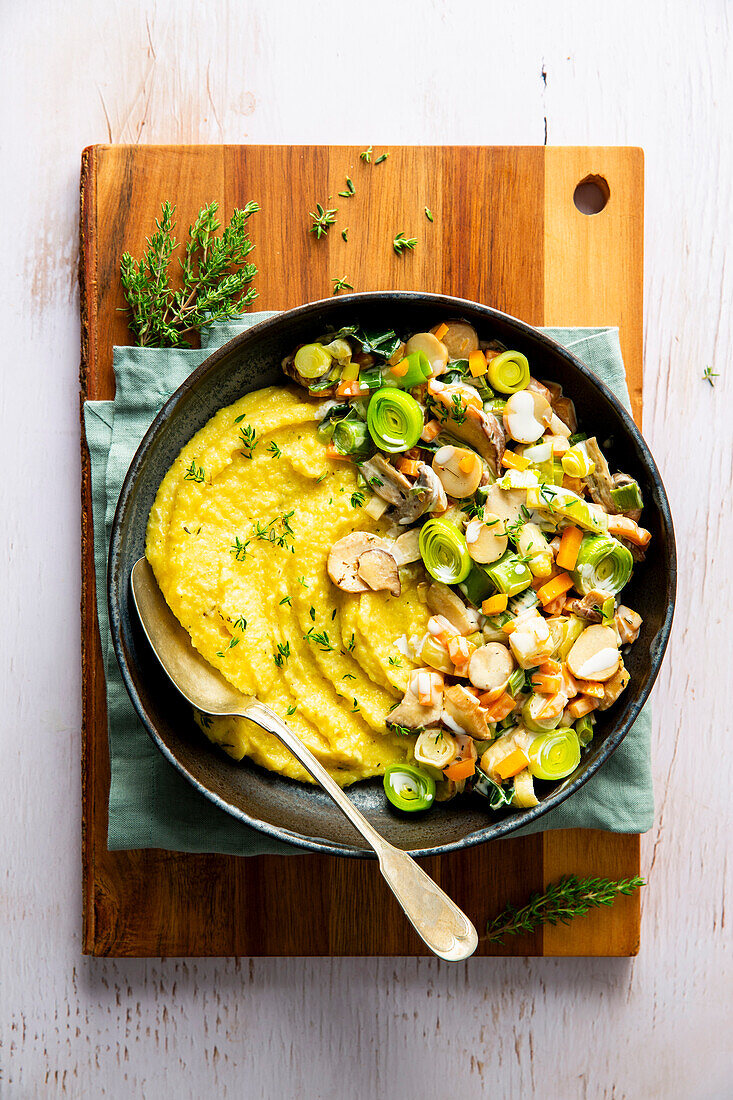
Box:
279;596;292;606
341;228;349;242
273;641;291;668
393;231;417;256
702;365;719;387
267;440;282;459
233;616;248;631
387;656;403;667
286;704;297;716
230;536;250;562
360;146;373;163
184;459;205;483
309;202;337;239
424;207;434;222
332;275;354;295
350;490;366;508
375;153;389;164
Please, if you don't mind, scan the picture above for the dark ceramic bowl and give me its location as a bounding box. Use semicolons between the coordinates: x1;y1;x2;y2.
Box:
109;292;676;857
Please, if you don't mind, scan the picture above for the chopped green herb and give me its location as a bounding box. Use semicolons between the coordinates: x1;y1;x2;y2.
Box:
387;655;403;667
332;275;354;295
184;459;205;483
279;595;292;606
450;392;467;424
343;673;356;680
233;616;248;631
347;632;356;652
341;228;349;242
298;576;309;588
424;207;434;222
305;629;336;652
230;537;250;562
375;153;389;164
309;606;316;621
234;413;247;423
316;471;329;483
351;698;360;712
286;704;297;716
309;202;337;239
360;146;373;163
702;365;719;387
238;423;257;458
273;641;291;668
350;490;366;508
267;440;282;458
390;723;412;736
393;231;417;256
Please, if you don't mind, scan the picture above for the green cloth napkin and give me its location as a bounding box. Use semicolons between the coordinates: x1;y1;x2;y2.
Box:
84;313;653;855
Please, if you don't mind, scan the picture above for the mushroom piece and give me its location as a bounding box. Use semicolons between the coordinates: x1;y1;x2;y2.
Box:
582;437;618;512
526;377;555;403
392;527;422;566
468;642;515;692
442;684;492;740
427;582;479;636
405;331;450;376
357;549;401;596
440;407;506;474
482;484;526;525
393;462;447;525
597;662;630;710
508;614;555;669
359;454;412;507
433;320;479;359
503;390;553;444
387;685;442;731
615;605;643;644
465;511;508;564
327;532;393;592
552;396;578;433
432;444;483;498
563;588;615;624
566;625;620;682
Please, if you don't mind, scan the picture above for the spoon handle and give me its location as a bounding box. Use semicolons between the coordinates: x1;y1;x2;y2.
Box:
245;702;478;962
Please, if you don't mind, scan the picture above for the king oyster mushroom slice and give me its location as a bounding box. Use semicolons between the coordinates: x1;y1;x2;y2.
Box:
443;684;492;740
357;549;401;596
503;389;553;444
392;527;422;566
566;624;620;682
465;511;508;564
427;582;479;636
388;686;442;731
405;331;450;376
597;662;630;710
432;444;483;499
393;462;448;525
468;642;515;692
360;454;412;506
327;532;393;592
434;320;479;359
443;409;506;475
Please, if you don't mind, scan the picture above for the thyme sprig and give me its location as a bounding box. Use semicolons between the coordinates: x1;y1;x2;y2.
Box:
486;875;646;944
360;146;373;163
702;365;719;387
393;231;417;256
332;276;354;295
120;200;259;348
184;459;205;483
309;202;338;239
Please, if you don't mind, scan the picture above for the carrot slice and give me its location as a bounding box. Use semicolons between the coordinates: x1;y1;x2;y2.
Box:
395;457;419;477
501;449;531;472
459;453;477;474
421;418;442;442
390;360;409;378
555;525;583;570
567;696;599;718
486;692;516;722
536;572;574;606
531;673;563;694
478;685;506;706
434;322;449;341
574;679;605;699
494;749;529;780
443;757;476;782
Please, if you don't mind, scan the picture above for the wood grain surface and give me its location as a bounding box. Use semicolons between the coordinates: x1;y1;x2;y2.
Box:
80;144;642;958
3;2;731;1096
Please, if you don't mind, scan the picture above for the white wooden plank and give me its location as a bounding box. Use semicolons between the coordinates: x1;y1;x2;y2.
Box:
0;0;731;1097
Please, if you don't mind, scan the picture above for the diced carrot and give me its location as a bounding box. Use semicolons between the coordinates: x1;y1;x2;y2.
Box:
567;696;599;719
486;692;517;722
501;449;531;472
494;749;529;781
555;525;583;570
336;381;365;397
575;679;605;699
434;321;449;341
538;659;561;676
443;757;476;782
326;442;351;460
531;673;563;694
420;418;442;443
536;691;567;720
390;359;409;378
395;457;419;477
607;515;652;547
478;685;507;706
468;349;488;377
536;572;574;606
531;566;561;591
459;453;478;475
482;593;509;616
502;620;517;635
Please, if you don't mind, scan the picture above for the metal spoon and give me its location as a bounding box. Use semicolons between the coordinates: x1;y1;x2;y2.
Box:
130;558;478;962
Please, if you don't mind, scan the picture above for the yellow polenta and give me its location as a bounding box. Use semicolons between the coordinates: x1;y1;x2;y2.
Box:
146;385;429;786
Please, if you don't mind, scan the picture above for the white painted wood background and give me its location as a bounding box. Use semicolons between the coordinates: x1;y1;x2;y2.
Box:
1;0;730;1096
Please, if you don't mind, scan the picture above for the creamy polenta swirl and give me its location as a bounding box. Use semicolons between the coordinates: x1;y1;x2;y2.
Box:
146;385;429;786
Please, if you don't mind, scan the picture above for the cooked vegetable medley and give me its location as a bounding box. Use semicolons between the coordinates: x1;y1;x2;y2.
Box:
282;319;649;814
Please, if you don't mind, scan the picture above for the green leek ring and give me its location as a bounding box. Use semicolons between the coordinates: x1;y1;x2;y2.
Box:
366;387;424;452
571;534;633;596
419;518;472;584
528;729;581;781
487;350;530;394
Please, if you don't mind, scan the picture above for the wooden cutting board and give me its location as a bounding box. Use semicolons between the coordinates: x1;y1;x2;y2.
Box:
80;145;643;957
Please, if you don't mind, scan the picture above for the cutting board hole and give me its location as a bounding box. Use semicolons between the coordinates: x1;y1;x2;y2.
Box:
573;175;610;215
